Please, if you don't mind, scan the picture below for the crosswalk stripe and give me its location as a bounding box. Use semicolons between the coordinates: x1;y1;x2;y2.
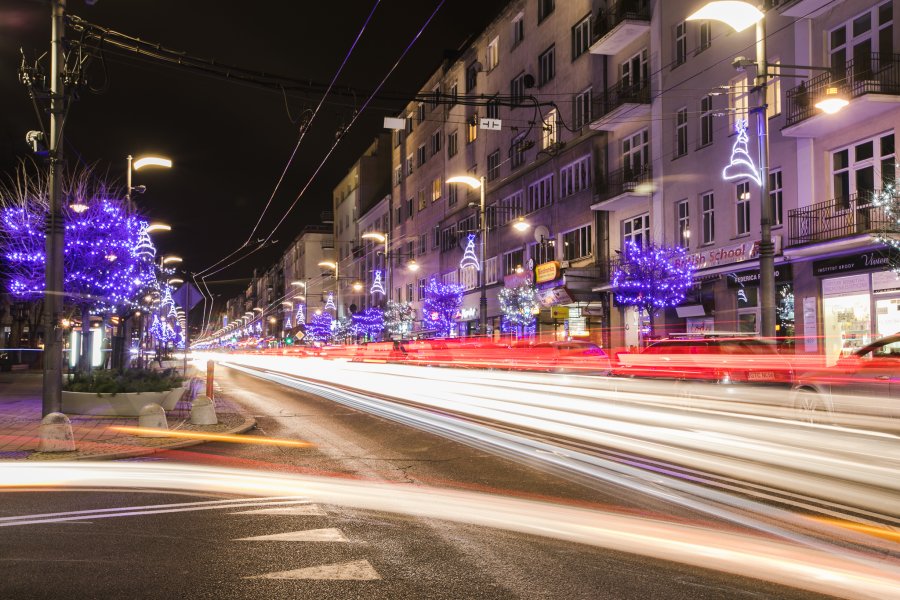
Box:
235;528;349;542
245;559;380;580
231;504;326;516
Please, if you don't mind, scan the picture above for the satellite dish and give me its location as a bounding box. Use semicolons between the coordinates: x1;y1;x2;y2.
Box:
523;73;536;88
534;225;550;243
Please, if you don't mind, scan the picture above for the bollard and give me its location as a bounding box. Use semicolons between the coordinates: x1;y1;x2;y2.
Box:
190;395;218;425
206;360;215;401
38;412;76;452
138;403;168;431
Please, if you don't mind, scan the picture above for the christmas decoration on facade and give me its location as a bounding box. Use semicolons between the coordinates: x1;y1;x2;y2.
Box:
722;119;761;186
324;292;336;311
370;269;385;295
459;234;480;270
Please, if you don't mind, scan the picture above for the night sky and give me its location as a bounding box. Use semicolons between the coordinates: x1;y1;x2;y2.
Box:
0;0;506;300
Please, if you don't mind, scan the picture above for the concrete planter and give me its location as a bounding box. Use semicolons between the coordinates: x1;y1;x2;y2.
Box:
61;390;174;417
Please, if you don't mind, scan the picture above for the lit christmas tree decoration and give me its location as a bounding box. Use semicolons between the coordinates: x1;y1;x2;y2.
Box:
459;234;480;270
370;270;385;295
324;292;336;311
423;277;464;337
296;303;305;324
722;119;761;186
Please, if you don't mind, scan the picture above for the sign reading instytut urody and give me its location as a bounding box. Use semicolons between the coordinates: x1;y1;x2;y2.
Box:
535;261;561;284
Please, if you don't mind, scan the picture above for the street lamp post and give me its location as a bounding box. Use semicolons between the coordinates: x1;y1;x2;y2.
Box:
126;155;172;203
447;176;487;335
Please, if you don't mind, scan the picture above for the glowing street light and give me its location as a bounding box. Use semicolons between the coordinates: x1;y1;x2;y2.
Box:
290;281;306;288
815;86;850;114
127;154;172;202
168;278;184;285
146;222;172;233
513;217;530;232
161;256;182;265
407;260;420;272
686;1;763;32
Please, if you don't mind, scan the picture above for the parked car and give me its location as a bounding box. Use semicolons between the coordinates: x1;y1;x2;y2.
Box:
792;333;900;420
613;333;794;388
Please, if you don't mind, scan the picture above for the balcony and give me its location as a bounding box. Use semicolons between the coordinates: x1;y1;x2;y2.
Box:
589;79;651;132
783;53;900;137
589;0;651;56
592;164;653;211
787;192;899;248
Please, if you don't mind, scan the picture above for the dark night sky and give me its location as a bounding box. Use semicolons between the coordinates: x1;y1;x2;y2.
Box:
0;0;506;298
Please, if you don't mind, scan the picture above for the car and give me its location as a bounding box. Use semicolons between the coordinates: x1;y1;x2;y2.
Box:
791;333;900;420
509;341;612;374
613;333;794;389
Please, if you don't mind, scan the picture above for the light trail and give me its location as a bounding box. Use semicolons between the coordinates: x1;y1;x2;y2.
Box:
0;462;897;600
108;426;314;448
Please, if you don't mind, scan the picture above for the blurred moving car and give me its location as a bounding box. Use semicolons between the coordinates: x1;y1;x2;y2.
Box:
792;333;900;419
613;333;794;388
511;341;612;374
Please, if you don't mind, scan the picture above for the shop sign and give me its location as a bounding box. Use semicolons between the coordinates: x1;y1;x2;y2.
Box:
674;236;782;271
813;250;899;277
873;270;900;294
457;307;478;320
725;264;793;288
550;306;569;320
538;286;574;307
821;273;870;297
535;261;561;284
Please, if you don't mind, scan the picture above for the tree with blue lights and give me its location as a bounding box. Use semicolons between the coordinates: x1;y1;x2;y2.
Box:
499;284;539;338
351;307;384;341
423;277;464;337
305;311;334;344
612;241;695;339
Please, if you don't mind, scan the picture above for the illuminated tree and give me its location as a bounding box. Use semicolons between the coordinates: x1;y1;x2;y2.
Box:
873;177;900;273
384;300;415;338
351;307;384;340
612;241;695;338
423;277;463;337
306;311;333;343
499;284;539;337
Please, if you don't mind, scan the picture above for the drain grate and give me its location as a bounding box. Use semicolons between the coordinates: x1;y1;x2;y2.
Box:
0;451;30;459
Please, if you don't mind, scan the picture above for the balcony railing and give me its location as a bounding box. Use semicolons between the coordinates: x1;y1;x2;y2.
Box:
592;0;651;42
596;164;652;203
787;192;898;247
593;78;651;121
784;53;900;127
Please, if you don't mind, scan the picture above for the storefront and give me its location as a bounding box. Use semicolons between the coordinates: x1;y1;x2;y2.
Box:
534;261;605;344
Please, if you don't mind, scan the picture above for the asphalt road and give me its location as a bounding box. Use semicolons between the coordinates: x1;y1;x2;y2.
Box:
0;365;842;599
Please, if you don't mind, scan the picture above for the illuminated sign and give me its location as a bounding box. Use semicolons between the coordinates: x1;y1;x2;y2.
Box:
675;236;782;271
534;261;561;284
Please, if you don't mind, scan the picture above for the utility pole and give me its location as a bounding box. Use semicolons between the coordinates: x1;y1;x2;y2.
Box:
754;18;776;341
478;176;487;337
42;0;67;416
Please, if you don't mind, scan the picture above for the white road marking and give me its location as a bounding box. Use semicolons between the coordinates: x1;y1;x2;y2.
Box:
236;528;349;542
231;504;326;516
245;559;380;580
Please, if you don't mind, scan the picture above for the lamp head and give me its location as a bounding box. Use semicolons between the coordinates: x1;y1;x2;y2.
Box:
133;156;173;170
686;1;764;33
447;175;482;189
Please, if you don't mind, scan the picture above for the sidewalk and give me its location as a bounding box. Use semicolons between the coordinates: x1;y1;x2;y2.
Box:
0;372;255;461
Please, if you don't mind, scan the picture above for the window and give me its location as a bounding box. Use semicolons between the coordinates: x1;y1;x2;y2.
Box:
831;132;895;206
396;287;402;303
448;183;458;206
677;200;690;248
511;72;527;105
767;59;781;119
511;132;528;169
572;15;591;60
542;108;558;148
429;84;440;110
396;205;403;224
487;37;499;71
458;214;477;237
486;99;500;120
416;102;426;124
407;197;413;219
531;238;555;264
431;130;441;156
407;241;415;259
417;144;427;167
406;153;414;176
487;150;501;182
562;225;592;261
392;129;403;148
527;175;554;212
432;177;442;202
698;21;711;53
405;114;414;134
441;225;457;252
466;115;478;143
449;82;458;106
485;256;499;284
418;278;427;301
460;266;478;290
736;181;751;236
448;130;458;158
702;192;715;244
675;107;688;157
512;12;524;46
559;155;590;198
504;249;524;276
418;188;427;211
406;283;414;303
573;87;592;129
491;191;524;228
623;214;650;248
769;170;783;227
433;225;440;248
394;165;402;186
828;2;893;81
623;129;649;176
538;45;555;86
700;95;714;147
674;21;687;67
621;49;648;88
466;62;479;92
538;0;554;23
418;234;427;255
729;75;749;132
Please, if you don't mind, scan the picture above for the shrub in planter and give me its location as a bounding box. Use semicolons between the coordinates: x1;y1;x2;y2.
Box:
64;368;183;396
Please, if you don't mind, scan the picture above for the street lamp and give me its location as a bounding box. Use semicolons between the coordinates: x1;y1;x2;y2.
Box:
513;217;530;232
448;175;487;334
146;222;172;233
362;231;391;301
127;154;172;202
406;260;420;272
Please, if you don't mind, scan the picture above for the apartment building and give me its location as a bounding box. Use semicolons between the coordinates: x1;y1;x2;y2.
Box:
388;0;608;340
281;224;334;332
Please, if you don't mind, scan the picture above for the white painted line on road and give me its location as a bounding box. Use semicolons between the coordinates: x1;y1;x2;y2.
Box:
236;528;349;542
232;504;327;516
245;559;380;580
